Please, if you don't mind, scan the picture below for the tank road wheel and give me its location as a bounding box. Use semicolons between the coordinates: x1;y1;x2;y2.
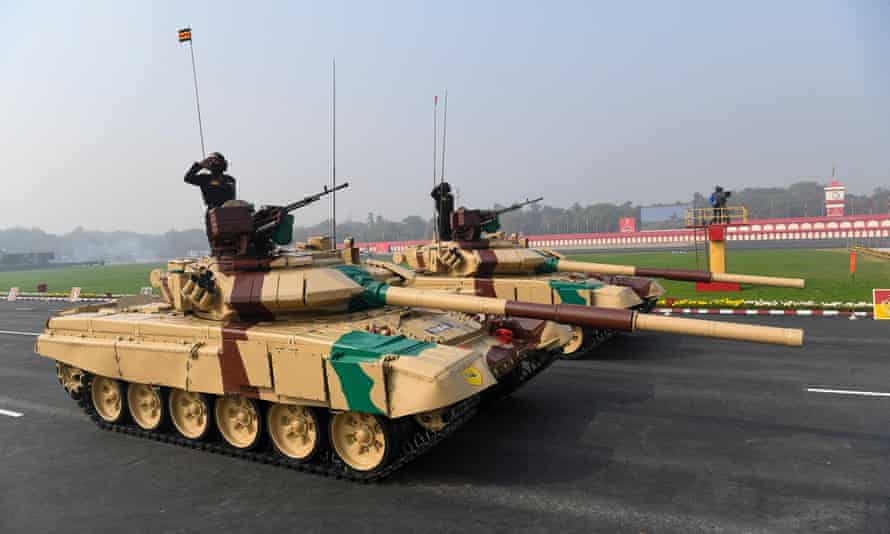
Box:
215;396;263;450
56;363;85;398
90;376;128;424
415;408;448;432
561;326;587;357
330;411;396;474
267;404;324;461
169;389;213;440
127;383;167;431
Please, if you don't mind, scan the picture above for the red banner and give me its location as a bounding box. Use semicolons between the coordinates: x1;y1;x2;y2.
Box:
619;217;636;233
849;250;857;273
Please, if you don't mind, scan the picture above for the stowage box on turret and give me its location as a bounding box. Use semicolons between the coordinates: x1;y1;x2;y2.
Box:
36;185;804;481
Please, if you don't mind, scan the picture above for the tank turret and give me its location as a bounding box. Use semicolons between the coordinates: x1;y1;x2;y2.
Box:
398;242;805;289
416;185;805;289
146;251;802;347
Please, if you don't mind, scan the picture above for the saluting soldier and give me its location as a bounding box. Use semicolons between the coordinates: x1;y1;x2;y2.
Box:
184;152;237;244
184;152;236;208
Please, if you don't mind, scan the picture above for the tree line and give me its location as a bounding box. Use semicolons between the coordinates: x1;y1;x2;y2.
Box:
2;182;887;261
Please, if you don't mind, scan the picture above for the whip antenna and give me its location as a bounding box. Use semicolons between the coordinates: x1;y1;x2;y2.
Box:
330;58;337;246
432;95;439;242
440;89;448;185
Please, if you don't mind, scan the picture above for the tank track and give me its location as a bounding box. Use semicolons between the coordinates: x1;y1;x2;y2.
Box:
70;373;479;483
558;327;615;360
488;349;559;400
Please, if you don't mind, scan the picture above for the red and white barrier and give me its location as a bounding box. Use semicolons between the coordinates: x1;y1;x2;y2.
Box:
357;213;890;253
654;308;873;318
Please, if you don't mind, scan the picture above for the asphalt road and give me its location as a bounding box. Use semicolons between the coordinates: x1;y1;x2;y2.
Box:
1;302;888;533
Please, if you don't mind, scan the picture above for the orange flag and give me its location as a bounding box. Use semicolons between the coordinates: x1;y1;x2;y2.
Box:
849;250;857;273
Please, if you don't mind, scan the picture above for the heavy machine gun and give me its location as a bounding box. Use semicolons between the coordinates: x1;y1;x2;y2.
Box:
207;183;349;258
451;197;543;241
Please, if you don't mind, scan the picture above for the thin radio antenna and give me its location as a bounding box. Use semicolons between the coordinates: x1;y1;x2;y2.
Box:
433;95;439;187
330;58;337;246
440;89;448;184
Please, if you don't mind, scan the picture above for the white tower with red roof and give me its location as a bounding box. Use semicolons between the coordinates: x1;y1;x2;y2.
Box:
824;180;846;217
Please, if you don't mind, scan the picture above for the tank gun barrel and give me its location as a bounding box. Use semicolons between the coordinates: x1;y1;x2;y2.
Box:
544;259;805;289
338;267;803;347
381;287;802;347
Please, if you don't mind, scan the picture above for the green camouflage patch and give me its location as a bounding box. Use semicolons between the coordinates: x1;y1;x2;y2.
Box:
333;264;390;310
330;330;436;413
534;255;560;274
548;279;604;305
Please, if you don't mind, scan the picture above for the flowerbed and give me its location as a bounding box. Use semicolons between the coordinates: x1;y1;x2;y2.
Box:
662;298;872;311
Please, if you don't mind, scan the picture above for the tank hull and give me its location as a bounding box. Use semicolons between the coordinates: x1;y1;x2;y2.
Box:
37;302;568;480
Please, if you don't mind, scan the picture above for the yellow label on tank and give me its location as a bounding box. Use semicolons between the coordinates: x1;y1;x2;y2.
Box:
462;366;483;386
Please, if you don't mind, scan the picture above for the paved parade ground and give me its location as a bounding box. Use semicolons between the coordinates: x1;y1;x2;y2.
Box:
1;302;888;533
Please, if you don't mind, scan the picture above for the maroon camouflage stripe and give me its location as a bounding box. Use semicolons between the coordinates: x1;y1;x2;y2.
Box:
476;249;498;276
220;323;259;397
474;278;497;298
492;317;546;344
229;271;273;320
503;301;635;331
483;345;516;377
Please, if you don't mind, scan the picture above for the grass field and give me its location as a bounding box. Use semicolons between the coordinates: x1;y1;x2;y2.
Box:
0;263;162;295
0;249;886;303
569;249;890;302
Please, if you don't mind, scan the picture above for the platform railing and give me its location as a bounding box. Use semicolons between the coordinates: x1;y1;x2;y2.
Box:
685;207;748;227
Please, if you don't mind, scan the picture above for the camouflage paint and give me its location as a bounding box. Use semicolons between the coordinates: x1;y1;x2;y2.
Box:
270;214;295;245
220;323;260;397
476;250;499;276
534;256;560;274
330;330;436;413
547;279;604;305
333;265;389;310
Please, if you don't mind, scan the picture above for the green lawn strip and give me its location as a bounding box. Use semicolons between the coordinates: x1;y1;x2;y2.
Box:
567;249;890;304
1;248;887;306
0;263;162;295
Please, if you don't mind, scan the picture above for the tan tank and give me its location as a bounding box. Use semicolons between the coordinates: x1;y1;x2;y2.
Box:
393;191;663;356
395;187;805;355
36;186;804;481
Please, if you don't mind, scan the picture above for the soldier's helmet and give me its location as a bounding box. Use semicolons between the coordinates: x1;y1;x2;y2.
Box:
207;152;228;173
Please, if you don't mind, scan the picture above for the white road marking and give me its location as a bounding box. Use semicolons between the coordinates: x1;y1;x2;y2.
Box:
0;330;40;337
0;409;24;418
806;387;890;398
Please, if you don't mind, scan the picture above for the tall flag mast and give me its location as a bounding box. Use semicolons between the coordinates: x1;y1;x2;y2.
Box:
178;27;206;157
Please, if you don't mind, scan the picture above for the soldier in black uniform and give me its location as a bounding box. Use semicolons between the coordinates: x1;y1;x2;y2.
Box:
185;152;236;208
431;181;455;240
184;152;237;243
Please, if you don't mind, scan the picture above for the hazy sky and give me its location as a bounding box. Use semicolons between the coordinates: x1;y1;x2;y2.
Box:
2;1;888;234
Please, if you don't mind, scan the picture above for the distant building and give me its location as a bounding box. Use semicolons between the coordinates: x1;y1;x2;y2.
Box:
824;180;846;217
